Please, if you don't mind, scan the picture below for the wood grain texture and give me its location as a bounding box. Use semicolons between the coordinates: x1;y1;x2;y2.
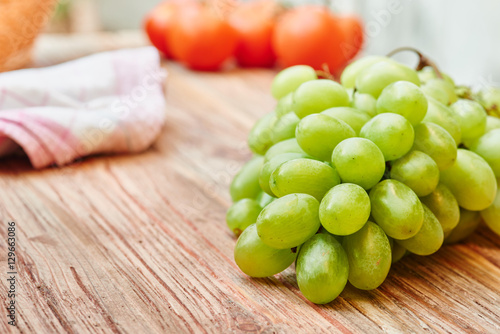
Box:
1;37;500;334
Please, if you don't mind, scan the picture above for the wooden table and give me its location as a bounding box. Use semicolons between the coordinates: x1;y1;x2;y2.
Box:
1;35;500;334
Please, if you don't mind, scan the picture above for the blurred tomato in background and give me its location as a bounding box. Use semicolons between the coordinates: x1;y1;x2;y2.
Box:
166;2;239;71
272;5;363;73
143;0;364;73
229;0;278;68
143;0;190;58
337;16;364;63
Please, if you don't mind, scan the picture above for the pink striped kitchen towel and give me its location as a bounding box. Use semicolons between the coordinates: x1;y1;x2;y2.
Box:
0;47;166;169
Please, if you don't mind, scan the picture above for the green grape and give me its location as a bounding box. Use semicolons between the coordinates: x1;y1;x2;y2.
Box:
270;159;340;201
352;92;377;117
412;122;457;171
355;60;421;98
340;55;388;88
226;199;262;236
470;129;500;176
420;183;460;237
321;107;372;135
230;156;264;201
234;224;297;277
390;150;440;197
342;222;392;290
296;114;356;161
275;93;294;118
423;86;449;106
271;65;317;100
423;96;462;145
486;116;500;133
293;80;350;119
440;149;497;211
481;180;500;236
360;113;415;161
332;138;385;190
369;179;424;240
256;194;320;249
248;112;276;155
391;241;407;264
264;138;306;161
376;81;428;125
421;78;458;106
417;66;455;86
319;183;370;236
256;191;276;208
476;86;500;114
296;234;349;304
450;99;487;141
396;204;444;256
259;153;308;195
444;208;481;244
270;111;300;144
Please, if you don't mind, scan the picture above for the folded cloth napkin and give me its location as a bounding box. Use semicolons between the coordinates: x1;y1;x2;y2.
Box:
0;47;166;168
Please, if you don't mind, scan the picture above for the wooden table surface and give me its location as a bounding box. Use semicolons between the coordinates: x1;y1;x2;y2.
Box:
1;36;500;334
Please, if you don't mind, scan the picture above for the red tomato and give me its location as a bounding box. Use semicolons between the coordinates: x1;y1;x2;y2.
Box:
168;4;239;71
229;0;277;68
272;6;361;71
143;0;189;57
337;16;364;62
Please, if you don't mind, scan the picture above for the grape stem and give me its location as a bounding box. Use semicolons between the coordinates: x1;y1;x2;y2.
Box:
316;63;337;81
386;47;443;79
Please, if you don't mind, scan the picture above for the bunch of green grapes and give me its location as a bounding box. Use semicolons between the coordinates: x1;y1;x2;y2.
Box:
227;55;500;304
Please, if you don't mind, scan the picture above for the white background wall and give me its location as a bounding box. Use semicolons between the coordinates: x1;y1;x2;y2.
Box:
344;0;500;88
